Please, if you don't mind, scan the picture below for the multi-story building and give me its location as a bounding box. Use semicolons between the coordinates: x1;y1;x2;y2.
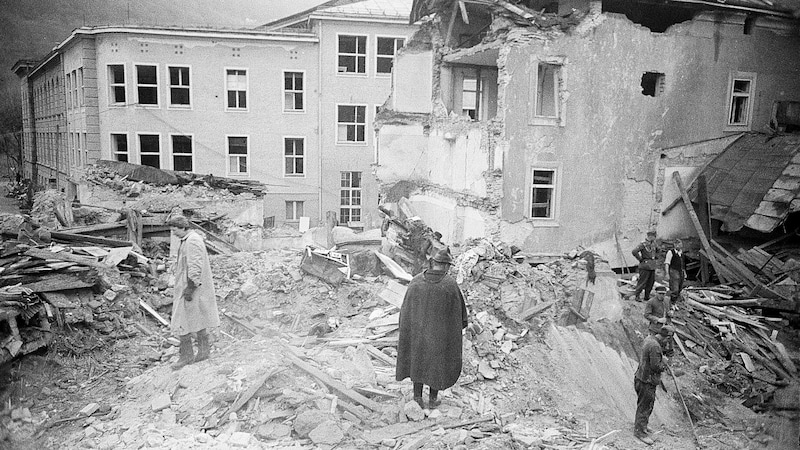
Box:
14;0;416;228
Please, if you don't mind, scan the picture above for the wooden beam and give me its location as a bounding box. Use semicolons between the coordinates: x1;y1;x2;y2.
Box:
49;231;132;248
24;248;108;270
139;300;169;327
520;300;554;320
444;0;459;47
696;174;711;284
672;171;726;282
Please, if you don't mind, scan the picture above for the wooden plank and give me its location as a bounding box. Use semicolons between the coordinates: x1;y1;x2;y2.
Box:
24;248;108;270
520;300;555;320
61;221;127;234
378;280;407;308
364;344;397;366
375;251;413;282
139;300;169;327
353;386;399;399
224;367;280;418
697;173;711;284
367;312;399;329
286;352;384;412
49;231;132;248
739;352;755;372
187;221;239;254
21;273;95;293
672;171;726;282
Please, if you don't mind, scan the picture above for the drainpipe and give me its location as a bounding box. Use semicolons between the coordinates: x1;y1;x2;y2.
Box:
317;20;324;226
26;74;38;206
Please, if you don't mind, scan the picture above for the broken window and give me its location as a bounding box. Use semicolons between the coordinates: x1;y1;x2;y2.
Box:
226;69;248;109
337;105;366;143
340;171;362;224
338;35;366;74
530;168;556;219
446;66;497;121
284;137;304;176
376;37;405;75
285;201;304;221
169;66;190;106
136;65;158;106
727;73;756;128
138;134;160;168
284;71;304;112
227;136;249;175
172;135;193;172
641;72;665;97
108;64;126;105
535;63;559;117
111;133;128;162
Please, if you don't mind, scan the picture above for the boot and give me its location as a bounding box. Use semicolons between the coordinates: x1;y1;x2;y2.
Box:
194;329;210;363
171;335;194;370
412;396;424;409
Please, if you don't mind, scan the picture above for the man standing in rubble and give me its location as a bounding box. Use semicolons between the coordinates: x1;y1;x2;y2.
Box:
168;215;219;370
664;239;687;303
396;248;468;409
629;231;659;302
644;286;673;356
634;325;674;445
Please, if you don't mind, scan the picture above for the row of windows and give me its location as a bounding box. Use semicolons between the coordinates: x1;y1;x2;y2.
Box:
283;170;362;223
337;35;404;75
109;133;309;177
66;68;85;110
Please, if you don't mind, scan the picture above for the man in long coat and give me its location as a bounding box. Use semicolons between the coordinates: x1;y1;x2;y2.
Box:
168;215;220;370
633;325;673;445
396;248;468;409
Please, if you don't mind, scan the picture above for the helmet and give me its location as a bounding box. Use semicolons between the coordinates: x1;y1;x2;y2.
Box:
431;248;453;265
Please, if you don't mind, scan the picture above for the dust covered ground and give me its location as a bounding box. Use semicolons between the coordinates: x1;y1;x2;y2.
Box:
1;248;797;449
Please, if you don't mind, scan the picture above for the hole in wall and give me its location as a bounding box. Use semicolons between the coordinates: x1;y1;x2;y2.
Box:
641;72;665;97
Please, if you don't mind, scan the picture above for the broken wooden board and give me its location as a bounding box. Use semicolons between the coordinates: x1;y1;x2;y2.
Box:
367;312;399;329
520;300;555;321
218;367;281;426
286;351;384;412
300;249;347;285
374;251;412;282
140;300;169;327
24;248;108;270
364;344;397;366
20;273;96;293
353;386;399;399
378;279;407;309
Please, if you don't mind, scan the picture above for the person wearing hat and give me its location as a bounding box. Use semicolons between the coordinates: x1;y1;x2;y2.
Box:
633;324;674;445
167;215;220;370
629;231;659;302
664;239;687;303
396;247;468;409
644;286;673;356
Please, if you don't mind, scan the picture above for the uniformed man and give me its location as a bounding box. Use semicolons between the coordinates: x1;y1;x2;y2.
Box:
633;325;674;445
396;248;468;409
629;231;659;302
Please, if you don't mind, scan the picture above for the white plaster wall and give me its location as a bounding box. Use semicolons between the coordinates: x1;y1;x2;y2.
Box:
407;192;487;245
393;51;432;113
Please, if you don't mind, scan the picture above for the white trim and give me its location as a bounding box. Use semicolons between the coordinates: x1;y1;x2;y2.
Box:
225;134;250;177
167;64;193;109
527;164;562;225
136;132;162;168
168;132;194;172
724;71;756;131
134;62;160;108
335;103;369;146
282;70;306;113
310;14;409;25
109;132;129;162
282;135;306;178
224;66;249;112
106;62;128;107
335;33;369;77
374;35;406;77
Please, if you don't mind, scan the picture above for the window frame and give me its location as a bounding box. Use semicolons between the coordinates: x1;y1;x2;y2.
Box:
282;70;305;113
336;33;368;77
110;132;129;163
169;133;194;172
283;136;305;178
527;165;561;225
167;65;192;108
340;171;363;224
285;200;304;221
529;57;566;127
375;36;405;77
226;134;250;177
107;63;127;106
336;103;368;145
134;63;159;107
224;67;249;111
136;132;162;168
725;71;756;130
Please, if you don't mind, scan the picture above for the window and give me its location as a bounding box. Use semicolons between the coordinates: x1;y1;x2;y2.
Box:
284;72;304;112
340;171;362;223
376;37;405;75
727;73;755;127
534;63;559;118
138;134;160;168
78;68;84;107
168;66;190;106
227;136;248;175
641;72;665;97
109;64;126;104
226;69;247;109
462;74;480;119
136;65;158;106
337;105;366;143
111;133;128;162
337;35;366;74
172;135;193;171
284;137;304;176
530;169;556;219
66;73;72;109
285;201;304;221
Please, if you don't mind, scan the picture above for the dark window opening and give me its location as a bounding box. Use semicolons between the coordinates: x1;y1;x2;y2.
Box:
641;72;665;97
744;16;756;35
603;0;696;33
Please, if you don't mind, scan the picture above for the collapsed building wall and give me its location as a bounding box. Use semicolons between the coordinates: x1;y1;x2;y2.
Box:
377;2;800;266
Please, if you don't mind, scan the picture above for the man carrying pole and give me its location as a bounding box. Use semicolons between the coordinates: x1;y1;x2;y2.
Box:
633;324;674;445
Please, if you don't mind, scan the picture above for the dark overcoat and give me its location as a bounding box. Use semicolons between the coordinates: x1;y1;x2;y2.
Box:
395;269;468;390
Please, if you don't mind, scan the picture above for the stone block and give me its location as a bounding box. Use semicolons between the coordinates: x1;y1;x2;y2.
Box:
228;431;252;448
403;400;425;422
309;420;344;445
293;409;330;439
150;393;171;412
79;403;100;417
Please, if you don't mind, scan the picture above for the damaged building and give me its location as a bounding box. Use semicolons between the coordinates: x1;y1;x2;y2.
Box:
375;0;800;266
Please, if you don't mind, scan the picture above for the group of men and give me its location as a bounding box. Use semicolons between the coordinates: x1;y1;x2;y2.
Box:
629;231;687;305
164;219;680;446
